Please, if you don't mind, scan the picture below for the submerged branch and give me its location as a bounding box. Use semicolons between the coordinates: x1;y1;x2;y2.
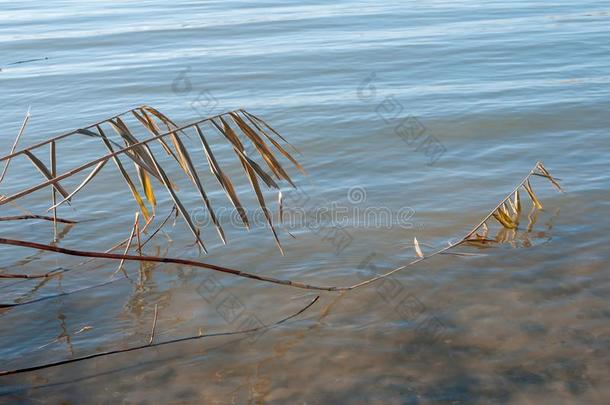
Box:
0;296;319;377
0;215;76;224
0;278;121;309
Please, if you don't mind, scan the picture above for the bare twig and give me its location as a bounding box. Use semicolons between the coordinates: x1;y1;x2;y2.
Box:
0;215;76;224
140;206;176;247
114;214;139;278
50;141;58;241
0;108;30;184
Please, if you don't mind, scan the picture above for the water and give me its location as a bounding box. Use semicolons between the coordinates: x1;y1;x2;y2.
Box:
1;1;609;403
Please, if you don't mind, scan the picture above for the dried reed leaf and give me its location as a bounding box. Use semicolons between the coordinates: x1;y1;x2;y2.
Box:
23;150;70;199
135;214;143;255
135;108;194;180
109;118;158;177
98;126;151;220
143;146;208;253
507;197;519;217
105;122;159;187
110;118;158;212
132;109;177;158
492;210;517;229
167;127;226;244
500;207;517;226
229;112;295;187
217;117;283;254
166;130;193;179
242;110;299;153
241;111;305;175
47;160;108;211
138;166;156;213
143;105;190;140
213;117;279;189
482;222;489;237
524;180;542;209
500;203;511;218
195;124;249;228
536;162;563;192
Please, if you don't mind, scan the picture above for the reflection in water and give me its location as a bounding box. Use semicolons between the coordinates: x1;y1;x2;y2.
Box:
463;207;560;249
1;224;172;307
0;222;74;304
4;222;74;271
54;311;73;356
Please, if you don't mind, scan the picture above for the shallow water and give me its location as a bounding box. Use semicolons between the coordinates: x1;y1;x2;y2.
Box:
1;1;609;403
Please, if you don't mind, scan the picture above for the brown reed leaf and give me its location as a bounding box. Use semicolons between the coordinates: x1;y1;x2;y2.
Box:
98;126;152;220
143;144;208;253
23;150;70;199
216;117;283;254
535;161;563;192
195;124;250;228
229;112;295;187
241;111;305;175
524;180;542;209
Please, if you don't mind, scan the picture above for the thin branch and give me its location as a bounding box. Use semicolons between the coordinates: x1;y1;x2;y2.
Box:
50;141;58;241
0;215;76;224
0;108;30;184
0;296;319;377
114;214;139;278
140;206;175;247
105;212;155;253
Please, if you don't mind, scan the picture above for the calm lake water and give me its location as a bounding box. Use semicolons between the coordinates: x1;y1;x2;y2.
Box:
1;1;610;403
